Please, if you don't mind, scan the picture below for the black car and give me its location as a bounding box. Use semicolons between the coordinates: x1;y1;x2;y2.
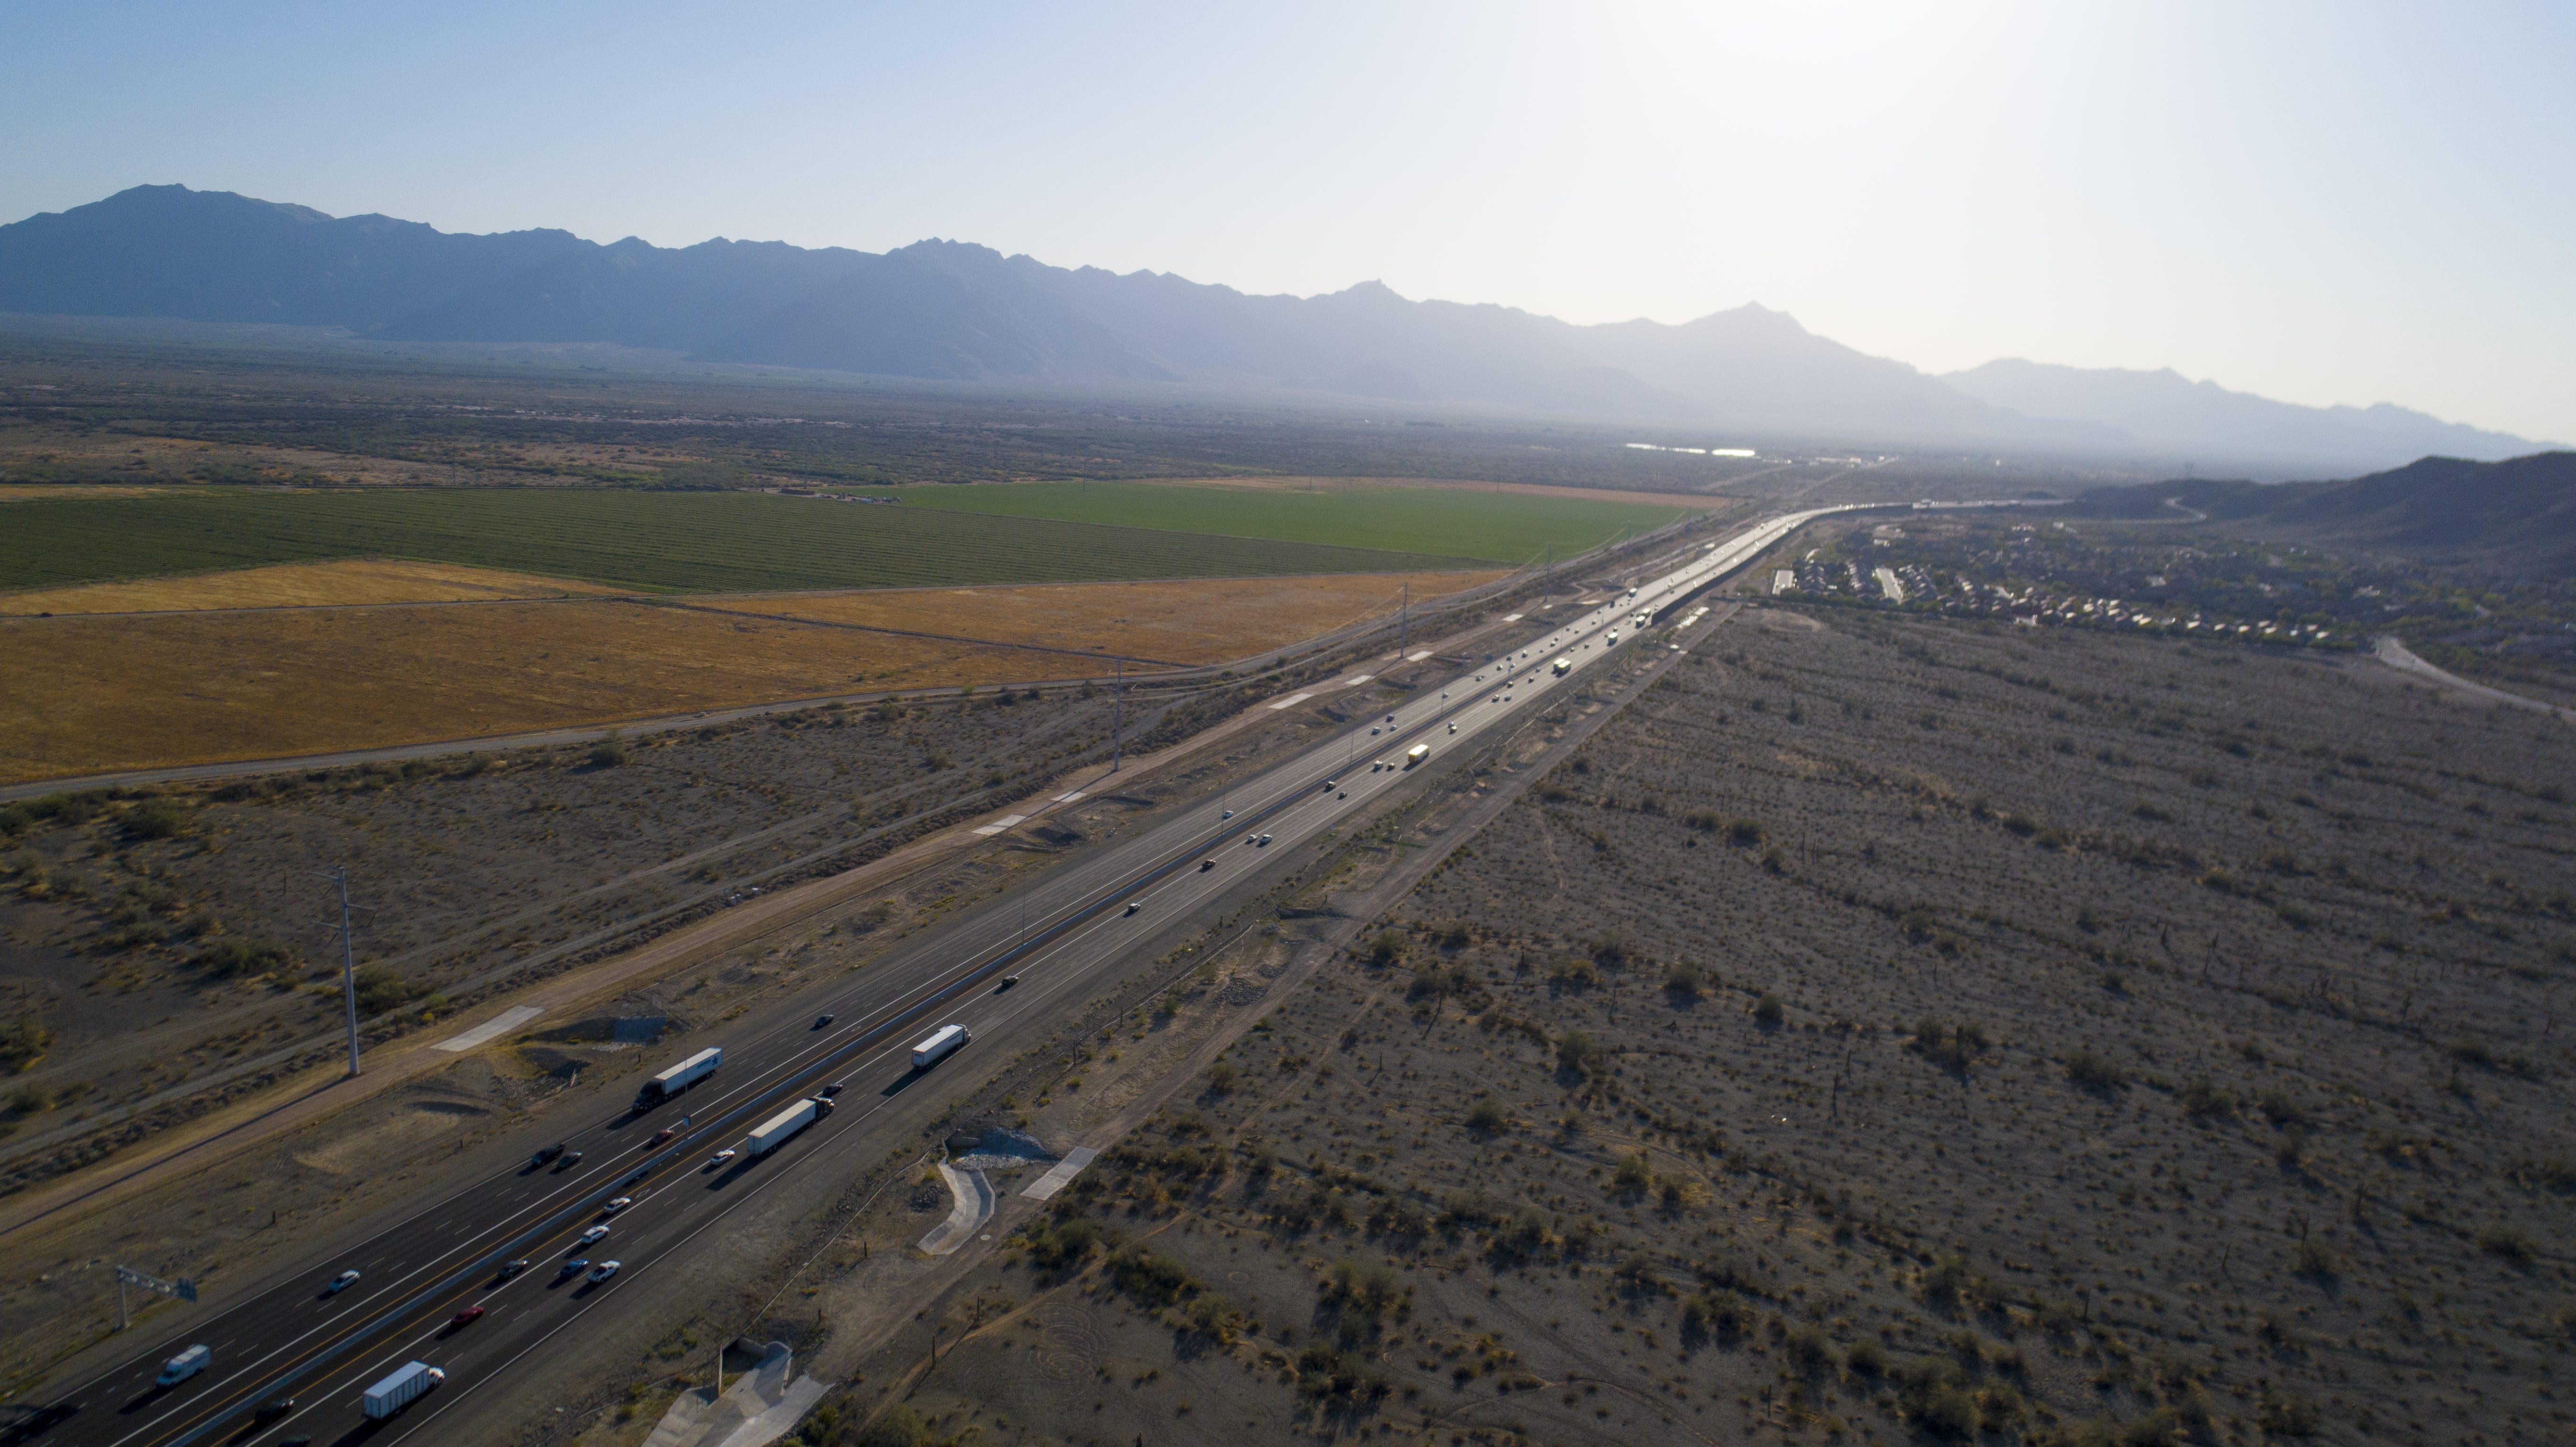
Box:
996;975;1020;992
817;1082;844;1098
552;1150;583;1170
255;1398;295;1422
496;1259;529;1281
531;1143;565;1166
812;1013;835;1029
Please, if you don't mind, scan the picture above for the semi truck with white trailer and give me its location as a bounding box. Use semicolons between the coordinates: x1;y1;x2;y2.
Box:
1404;743;1429;768
742;1098;824;1158
363;1361;444;1418
1552;657;1571;675
911;1024;970;1070
634;1046;722;1109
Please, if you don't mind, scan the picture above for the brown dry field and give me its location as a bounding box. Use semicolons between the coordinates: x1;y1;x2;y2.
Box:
1136;475;1740;509
0;484;180;502
0;571;1495;784
703;569;1504;666
0;558;626;614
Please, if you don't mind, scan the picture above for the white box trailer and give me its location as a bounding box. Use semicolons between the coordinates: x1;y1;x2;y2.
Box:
910;1024;970;1070
634;1046;722;1109
1552;657;1571;675
155;1344;209;1387
743;1099;819;1158
363;1361;444;1418
1404;744;1429;768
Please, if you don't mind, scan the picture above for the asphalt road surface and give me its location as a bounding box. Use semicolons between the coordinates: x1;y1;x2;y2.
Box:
20;505;1864;1447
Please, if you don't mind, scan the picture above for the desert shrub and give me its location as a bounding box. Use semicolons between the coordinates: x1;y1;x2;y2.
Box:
1912;1018;1986;1072
1555;1030;1601;1075
1843;1338;1888;1375
2063;1048;2124;1090
1893;1357;1977;1438
587;735;628;767
1662;960;1705;1001
1724;817;1766;847
1783;1323;1838;1374
1680;1290;1754;1345
845;1403;941;1447
1365;930;1404;966
1547;956;1598;989
353;963;428;1014
2475;1223;2534;1263
1463;1097;1508;1135
121;800;186;841
2257;1088;2310;1127
1321;1258;1407;1339
2179;1076;2236;1121
1608;1153;1653;1199
1921;1253;1975;1307
2290;1236;2340;1279
1107;1244;1198;1306
1018;1213;1105;1271
1752;991;1785;1024
2255;1392;2322;1437
0;1017;51;1075
197;936;293;978
1205;1061;1236;1095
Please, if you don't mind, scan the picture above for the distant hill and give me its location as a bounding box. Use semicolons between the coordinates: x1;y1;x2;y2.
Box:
0;185;2546;469
1946;358;2539;473
2070;451;2576;576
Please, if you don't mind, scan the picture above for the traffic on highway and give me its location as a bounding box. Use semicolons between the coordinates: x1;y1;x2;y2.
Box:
25;506;1865;1447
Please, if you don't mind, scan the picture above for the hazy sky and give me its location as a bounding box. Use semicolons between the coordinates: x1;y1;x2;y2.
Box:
5;1;2569;440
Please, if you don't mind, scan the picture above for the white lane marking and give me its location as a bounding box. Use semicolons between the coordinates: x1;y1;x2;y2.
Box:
1022;1147;1099;1201
434;1005;543;1052
1335;674;1372;687
969;814;1028;837
1053;790;1085;803
1265;692;1314;711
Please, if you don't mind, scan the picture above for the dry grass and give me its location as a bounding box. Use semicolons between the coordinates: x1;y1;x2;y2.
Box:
704;569;1504;665
0;558;625;614
0;572;1492;783
0;485;180;503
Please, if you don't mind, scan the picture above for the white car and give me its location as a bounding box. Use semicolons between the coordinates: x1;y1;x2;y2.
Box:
601;1197;632;1216
588;1260;621;1283
326;1269;361;1294
578;1225;611;1246
705;1149;736;1169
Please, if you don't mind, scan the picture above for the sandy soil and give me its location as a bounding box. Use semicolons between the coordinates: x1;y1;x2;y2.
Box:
0;558;626;614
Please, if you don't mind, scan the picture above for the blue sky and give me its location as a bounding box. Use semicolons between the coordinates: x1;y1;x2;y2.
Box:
4;0;2569;440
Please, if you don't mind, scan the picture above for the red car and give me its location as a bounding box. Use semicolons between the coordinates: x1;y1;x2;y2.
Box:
647;1127;676;1147
448;1305;485;1330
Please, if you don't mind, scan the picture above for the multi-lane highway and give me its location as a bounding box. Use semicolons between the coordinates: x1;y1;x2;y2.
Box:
23;505;1866;1447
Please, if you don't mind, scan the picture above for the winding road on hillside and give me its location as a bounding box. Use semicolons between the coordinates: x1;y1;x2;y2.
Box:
14;504;1873;1447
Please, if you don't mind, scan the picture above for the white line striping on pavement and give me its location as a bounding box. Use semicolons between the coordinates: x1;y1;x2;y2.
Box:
970;814;1028;837
1336;674;1372;687
434;1006;542;1052
1021;1147;1098;1201
1265;692;1314;711
1053;791;1086;803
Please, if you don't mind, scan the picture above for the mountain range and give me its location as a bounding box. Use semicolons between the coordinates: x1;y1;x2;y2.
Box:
2068;452;2576;577
0;185;2549;473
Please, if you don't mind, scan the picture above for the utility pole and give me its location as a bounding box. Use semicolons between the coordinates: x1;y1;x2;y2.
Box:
1110;659;1123;773
1399;582;1408;658
321;865;363;1077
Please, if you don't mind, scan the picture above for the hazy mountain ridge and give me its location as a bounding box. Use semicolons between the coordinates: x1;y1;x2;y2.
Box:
1946;357;2537;469
0;185;2544;469
2069;451;2576;576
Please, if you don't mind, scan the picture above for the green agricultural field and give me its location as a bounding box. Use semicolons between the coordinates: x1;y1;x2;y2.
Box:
0;489;1488;595
885;480;1690;564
